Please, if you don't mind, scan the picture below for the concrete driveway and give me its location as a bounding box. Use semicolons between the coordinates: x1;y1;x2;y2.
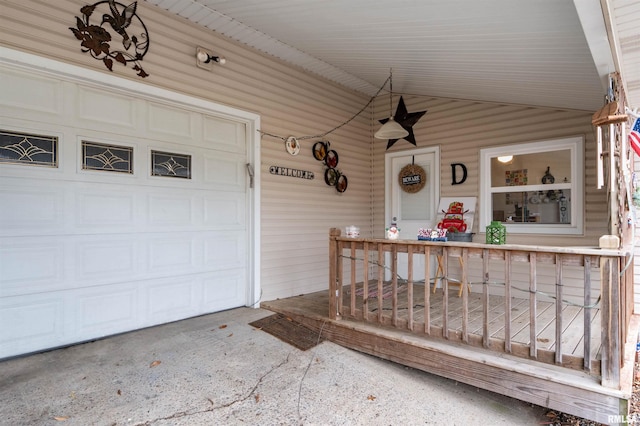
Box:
0;307;549;425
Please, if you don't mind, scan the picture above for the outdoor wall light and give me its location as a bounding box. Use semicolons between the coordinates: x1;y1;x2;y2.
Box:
196;46;226;70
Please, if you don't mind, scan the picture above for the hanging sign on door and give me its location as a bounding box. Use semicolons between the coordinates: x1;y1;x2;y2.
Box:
398;163;426;193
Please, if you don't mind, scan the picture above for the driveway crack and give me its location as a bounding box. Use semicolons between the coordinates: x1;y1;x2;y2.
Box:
135;353;292;425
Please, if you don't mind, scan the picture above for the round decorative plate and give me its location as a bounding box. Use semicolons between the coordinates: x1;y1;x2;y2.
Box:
312;141;328;161
325;150;339;168
324;168;339;186
285;136;300;155
336;175;348;193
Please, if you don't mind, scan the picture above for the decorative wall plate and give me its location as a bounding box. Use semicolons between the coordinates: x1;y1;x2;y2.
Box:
285;136;300;155
325;150;339;168
312;140;328;160
336;175;348;193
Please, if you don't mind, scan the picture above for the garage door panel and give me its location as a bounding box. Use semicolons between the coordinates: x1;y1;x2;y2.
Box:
0;243;64;292
204;193;245;228
148;193;195;226
0;186;64;234
147;102;195;141
77;86;137;130
0;68;63;116
76;286;138;338
203;153;246;190
76;191;136;228
202;270;246;312
148;237;197;272
146;278;199;324
76;240;138;281
203;115;246;154
0;296;64;358
204;232;246;270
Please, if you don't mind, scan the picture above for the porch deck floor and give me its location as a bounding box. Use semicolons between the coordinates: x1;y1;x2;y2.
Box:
264;283;601;364
343;282;601;361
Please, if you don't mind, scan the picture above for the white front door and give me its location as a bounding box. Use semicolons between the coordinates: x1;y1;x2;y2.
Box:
385;147;440;281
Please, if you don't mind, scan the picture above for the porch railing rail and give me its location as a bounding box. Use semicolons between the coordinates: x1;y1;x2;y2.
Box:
328;228;630;389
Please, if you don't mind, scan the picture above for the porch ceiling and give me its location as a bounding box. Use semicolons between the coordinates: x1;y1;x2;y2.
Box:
145;0;639;112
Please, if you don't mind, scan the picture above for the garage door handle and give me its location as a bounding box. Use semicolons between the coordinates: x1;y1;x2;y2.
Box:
246;163;254;188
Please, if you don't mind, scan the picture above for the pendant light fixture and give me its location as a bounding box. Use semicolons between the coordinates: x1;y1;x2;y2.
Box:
374;68;409;140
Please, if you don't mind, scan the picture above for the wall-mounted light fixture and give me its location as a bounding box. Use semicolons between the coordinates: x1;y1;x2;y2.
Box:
196;46;226;70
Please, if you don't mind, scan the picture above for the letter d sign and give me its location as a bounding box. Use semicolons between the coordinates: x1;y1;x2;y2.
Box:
451;163;467;185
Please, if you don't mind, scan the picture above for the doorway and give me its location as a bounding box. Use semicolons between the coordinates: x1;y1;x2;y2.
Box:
385;146;440;281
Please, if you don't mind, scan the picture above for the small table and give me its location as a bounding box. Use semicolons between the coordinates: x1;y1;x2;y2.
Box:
433;255;470;297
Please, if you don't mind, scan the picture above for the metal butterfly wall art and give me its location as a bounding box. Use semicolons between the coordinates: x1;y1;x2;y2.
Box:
69;0;150;78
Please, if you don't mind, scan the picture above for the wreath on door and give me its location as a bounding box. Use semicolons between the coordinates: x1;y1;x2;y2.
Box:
398;163;426;193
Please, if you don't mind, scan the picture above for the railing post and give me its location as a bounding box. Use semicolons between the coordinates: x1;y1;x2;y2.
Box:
555;254;563;365
482;249;490;349
583;256;592;372
328;228;341;320
601;256;621;389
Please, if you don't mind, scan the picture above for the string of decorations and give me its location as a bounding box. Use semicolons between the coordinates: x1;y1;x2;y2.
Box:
258;75;391;141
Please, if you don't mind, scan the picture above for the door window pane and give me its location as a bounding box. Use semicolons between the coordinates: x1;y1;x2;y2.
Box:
401;164;431;221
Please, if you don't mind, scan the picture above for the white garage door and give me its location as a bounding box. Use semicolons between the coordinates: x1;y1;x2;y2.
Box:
0;51;259;359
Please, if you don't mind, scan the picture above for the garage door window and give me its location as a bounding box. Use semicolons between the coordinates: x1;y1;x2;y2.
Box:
0;130;58;167
151;150;191;179
82;140;133;174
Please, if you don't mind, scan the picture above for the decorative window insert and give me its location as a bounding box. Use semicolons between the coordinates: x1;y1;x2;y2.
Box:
0;130;58;167
479;136;584;235
151;150;191;179
82;141;133;174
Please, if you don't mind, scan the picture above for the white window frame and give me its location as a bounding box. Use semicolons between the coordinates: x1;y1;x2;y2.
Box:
479;136;584;235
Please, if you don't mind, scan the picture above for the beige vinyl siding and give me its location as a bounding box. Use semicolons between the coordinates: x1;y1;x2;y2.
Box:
373;95;606;246
1;0;373;302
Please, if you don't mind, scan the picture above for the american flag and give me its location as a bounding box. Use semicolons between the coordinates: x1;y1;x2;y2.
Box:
631;116;640;157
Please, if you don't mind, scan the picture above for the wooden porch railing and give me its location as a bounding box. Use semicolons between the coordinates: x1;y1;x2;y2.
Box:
328;228;631;389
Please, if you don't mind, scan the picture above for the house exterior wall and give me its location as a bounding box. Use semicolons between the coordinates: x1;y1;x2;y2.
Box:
372;95;607;246
2;0;607;304
1;0;373;302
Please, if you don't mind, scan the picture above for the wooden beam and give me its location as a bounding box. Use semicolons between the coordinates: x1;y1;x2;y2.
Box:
601;257;621;389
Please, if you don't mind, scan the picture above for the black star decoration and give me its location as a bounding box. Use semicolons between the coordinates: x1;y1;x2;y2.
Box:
379;96;427;150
